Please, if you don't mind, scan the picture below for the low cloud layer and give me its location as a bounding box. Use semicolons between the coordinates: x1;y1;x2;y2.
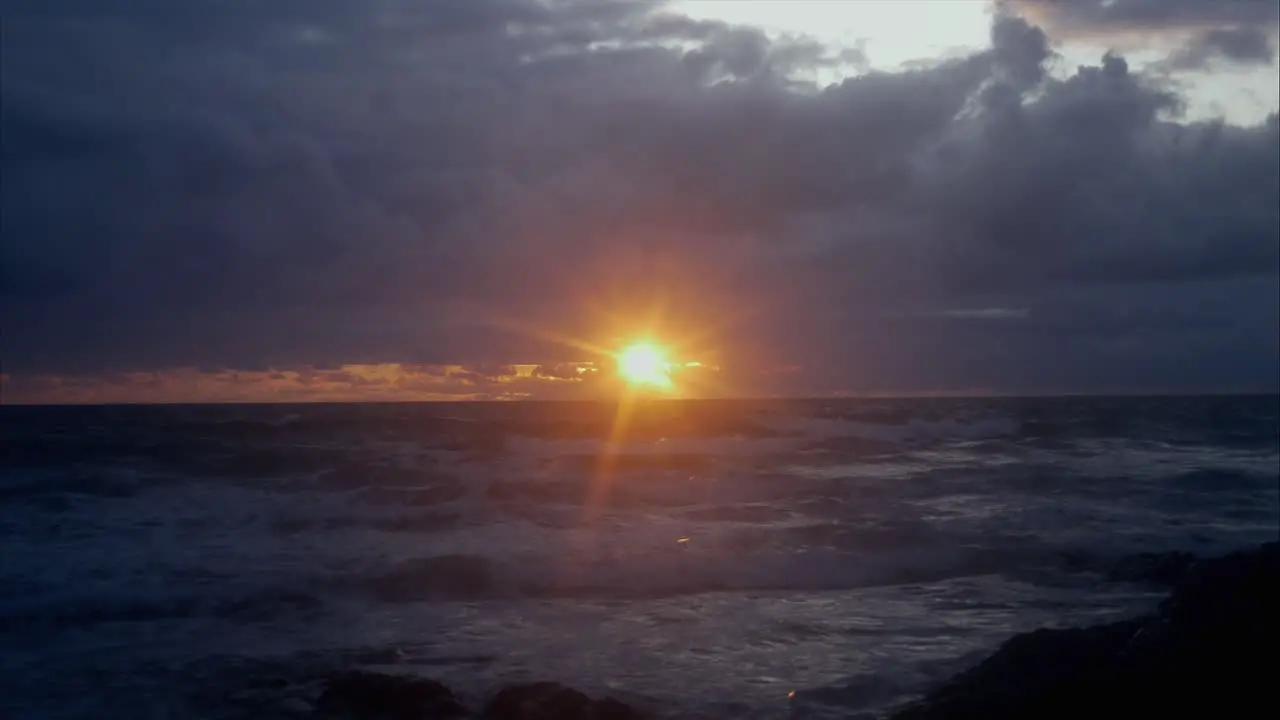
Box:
1;363;608;404
3;0;1277;401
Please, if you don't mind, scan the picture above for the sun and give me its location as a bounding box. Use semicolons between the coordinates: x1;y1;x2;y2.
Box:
615;342;673;390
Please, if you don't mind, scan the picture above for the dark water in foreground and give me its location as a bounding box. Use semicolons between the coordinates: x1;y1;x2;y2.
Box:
2;396;1277;718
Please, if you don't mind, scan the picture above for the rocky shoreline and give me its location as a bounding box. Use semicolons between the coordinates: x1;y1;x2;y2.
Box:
246;542;1276;719
313;674;640;719
889;541;1277;719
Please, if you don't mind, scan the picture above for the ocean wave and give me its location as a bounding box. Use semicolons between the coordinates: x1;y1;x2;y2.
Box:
268;511;460;535
342;543;1072;604
1165;468;1274;492
335;534;1277;606
500;435;790;472
0;540;1240;638
761;415;1023;445
480;470;870;514
0;587;325;632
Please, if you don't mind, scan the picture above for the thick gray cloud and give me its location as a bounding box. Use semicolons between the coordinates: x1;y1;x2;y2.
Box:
1007;0;1280;35
1166;26;1278;70
2;0;1277;395
1009;0;1280;72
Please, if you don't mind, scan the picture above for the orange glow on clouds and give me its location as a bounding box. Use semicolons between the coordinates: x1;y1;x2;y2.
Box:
0;363;605;405
1;311;735;404
0;354;737;404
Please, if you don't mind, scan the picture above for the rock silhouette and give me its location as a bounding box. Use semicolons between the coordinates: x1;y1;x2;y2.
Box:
483;682;643;720
312;673;644;719
890;542;1279;719
315;671;469;719
310;543;1277;719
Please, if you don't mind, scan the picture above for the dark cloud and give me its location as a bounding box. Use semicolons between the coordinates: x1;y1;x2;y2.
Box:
1007;0;1280;72
1007;0;1280;35
1166;26;1278;70
2;0;1277;396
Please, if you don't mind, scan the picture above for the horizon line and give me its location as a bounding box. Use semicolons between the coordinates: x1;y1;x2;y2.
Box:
2;390;1277;409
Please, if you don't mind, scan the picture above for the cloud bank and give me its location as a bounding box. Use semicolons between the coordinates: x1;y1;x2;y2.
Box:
3;0;1277;401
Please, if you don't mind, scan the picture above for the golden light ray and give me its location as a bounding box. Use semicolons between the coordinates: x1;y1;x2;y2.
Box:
586;339;671;520
586;378;638;519
472;311;613;359
469;299;734;524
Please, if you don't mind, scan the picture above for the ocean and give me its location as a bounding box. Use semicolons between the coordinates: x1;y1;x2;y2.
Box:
2;396;1277;719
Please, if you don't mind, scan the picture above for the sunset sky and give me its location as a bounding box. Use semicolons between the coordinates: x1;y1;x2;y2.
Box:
3;0;1278;403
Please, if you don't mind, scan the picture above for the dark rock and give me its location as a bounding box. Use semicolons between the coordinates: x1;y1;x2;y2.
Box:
315;671;469;719
891;542;1280;720
889;621;1141;719
1118;541;1279;707
482;682;643;720
1155;541;1278;626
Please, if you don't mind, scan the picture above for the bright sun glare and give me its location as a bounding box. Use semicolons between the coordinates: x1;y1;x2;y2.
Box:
616;342;673;390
